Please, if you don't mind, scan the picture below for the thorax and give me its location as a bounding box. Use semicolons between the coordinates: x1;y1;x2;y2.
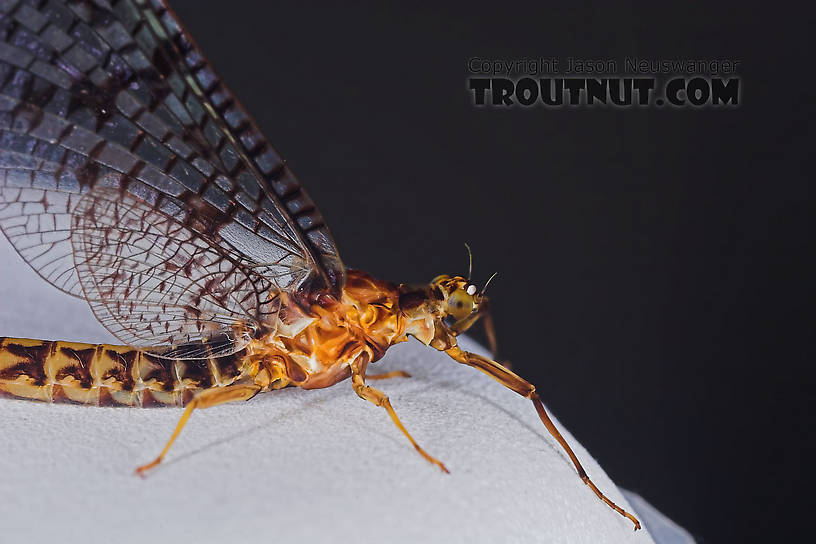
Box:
247;270;440;391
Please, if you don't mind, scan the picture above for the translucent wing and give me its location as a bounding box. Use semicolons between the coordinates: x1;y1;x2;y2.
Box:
72;188;281;355
0;0;344;356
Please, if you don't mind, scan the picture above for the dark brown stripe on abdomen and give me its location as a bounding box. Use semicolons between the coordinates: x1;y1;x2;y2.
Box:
0;337;54;402
0;337;253;407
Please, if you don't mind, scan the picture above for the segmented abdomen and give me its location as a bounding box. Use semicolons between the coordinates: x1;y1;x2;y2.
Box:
0;337;251;407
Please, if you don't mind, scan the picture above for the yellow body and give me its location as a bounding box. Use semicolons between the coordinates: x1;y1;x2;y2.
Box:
0;270;450;406
0;268;641;530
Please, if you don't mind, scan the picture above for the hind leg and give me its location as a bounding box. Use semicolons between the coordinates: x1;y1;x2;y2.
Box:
135;383;261;476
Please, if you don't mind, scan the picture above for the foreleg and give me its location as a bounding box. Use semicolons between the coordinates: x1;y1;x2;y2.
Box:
444;346;640;530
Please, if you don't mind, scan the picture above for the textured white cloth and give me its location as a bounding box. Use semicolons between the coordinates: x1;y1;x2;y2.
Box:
0;235;654;544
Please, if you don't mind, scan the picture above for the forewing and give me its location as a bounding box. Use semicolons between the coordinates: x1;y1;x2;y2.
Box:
72;188;280;355
0;0;345;352
0;144;90;296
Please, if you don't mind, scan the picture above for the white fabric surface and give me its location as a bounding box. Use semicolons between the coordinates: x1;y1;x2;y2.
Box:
623;492;695;544
0;235;654;544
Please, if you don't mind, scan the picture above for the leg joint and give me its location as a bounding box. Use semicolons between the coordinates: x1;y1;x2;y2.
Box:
524;387;537;399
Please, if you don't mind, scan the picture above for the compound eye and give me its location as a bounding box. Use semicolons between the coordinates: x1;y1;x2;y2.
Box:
447;288;475;320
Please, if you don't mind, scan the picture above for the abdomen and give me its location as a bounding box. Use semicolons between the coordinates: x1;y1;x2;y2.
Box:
0;337;251;407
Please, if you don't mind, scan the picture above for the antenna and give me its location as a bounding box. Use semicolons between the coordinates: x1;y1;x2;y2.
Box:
480;272;498;296
464;242;473;281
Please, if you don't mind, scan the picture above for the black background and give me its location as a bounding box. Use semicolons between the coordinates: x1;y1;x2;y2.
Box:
170;2;811;542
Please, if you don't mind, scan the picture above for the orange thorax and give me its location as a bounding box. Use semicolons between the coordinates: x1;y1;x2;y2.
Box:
247;270;436;391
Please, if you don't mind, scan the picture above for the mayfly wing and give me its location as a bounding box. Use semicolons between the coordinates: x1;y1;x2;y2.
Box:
71;188;277;356
0;0;344;356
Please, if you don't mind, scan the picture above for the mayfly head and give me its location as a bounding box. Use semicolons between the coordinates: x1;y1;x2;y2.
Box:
430;274;492;333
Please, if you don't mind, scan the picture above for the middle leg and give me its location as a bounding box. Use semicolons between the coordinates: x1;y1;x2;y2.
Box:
366;370;411;380
350;360;448;473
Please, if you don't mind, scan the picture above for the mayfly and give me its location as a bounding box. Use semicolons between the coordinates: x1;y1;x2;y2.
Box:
0;0;639;530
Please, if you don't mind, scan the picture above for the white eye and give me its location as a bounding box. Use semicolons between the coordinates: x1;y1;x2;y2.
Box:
466;284;477;296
